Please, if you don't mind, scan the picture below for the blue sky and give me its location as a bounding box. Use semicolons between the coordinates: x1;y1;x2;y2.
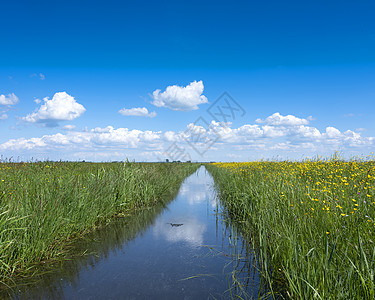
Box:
1;0;374;162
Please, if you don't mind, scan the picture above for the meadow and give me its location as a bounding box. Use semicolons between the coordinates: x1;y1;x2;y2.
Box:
0;161;199;285
206;155;375;299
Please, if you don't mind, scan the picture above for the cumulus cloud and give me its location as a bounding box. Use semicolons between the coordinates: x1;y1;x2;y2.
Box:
324;126;342;139
289;125;321;139
1;113;374;161
179;113;374;151
0;126;162;152
0;93;19;106
151;80;208;111
256;112;311;126
21;92;86;126
118;107;156;118
0;114;8;120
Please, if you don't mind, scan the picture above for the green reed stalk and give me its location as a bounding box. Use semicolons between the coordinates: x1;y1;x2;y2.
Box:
0;161;199;285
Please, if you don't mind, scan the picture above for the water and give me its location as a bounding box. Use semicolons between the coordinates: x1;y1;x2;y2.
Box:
3;166;260;299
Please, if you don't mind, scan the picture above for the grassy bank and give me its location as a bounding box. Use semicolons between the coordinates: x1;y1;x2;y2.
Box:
206;157;375;299
1;191;175;298
0;161;199;285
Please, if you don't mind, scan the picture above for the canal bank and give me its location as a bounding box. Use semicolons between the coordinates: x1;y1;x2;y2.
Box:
3;166;259;299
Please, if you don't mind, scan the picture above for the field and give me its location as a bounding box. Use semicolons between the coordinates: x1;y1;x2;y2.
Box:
0;161;199;285
206;156;375;299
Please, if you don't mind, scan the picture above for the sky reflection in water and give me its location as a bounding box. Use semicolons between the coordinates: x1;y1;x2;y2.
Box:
4;167;259;299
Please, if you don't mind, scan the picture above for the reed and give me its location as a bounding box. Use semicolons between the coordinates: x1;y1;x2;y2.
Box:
0;161;199;284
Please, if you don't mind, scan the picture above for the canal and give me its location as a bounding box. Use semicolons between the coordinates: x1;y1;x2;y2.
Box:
3;166;260;299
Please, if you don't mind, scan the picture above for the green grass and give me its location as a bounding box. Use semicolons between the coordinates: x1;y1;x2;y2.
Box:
206;158;375;299
0;161;199;285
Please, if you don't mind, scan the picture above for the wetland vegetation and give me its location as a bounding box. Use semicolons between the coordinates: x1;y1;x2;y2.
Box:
207;155;375;299
0;161;199;286
1;165;258;299
3;155;375;299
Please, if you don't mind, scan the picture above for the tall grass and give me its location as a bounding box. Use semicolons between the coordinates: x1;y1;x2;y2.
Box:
0;161;199;285
206;156;375;299
1;195;174;298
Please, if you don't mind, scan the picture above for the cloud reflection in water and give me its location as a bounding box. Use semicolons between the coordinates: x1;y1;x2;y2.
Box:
153;217;206;247
179;183;207;205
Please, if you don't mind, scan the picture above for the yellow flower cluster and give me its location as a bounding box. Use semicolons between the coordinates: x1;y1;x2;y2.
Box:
211;157;375;223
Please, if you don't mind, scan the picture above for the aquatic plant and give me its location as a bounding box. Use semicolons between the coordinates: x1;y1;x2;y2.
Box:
0;161;199;285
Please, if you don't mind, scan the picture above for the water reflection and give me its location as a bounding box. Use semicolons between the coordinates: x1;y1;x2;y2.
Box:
1;197;173;299
2;166;260;299
153;217;206;246
179;183;207;205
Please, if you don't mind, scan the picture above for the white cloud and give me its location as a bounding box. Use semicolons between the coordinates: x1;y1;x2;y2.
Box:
0;93;19;106
324;126;341;139
0;126;164;152
1;112;374;161
151;80;208;111
270;142;294;150
0;113;8;120
118;107;156;118
256;112;311;126
269;142;317;151
164;131;178;142
356;128;366;132
62;125;76;130
289;125;321;139
262;125;287;138
21;92;86;126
